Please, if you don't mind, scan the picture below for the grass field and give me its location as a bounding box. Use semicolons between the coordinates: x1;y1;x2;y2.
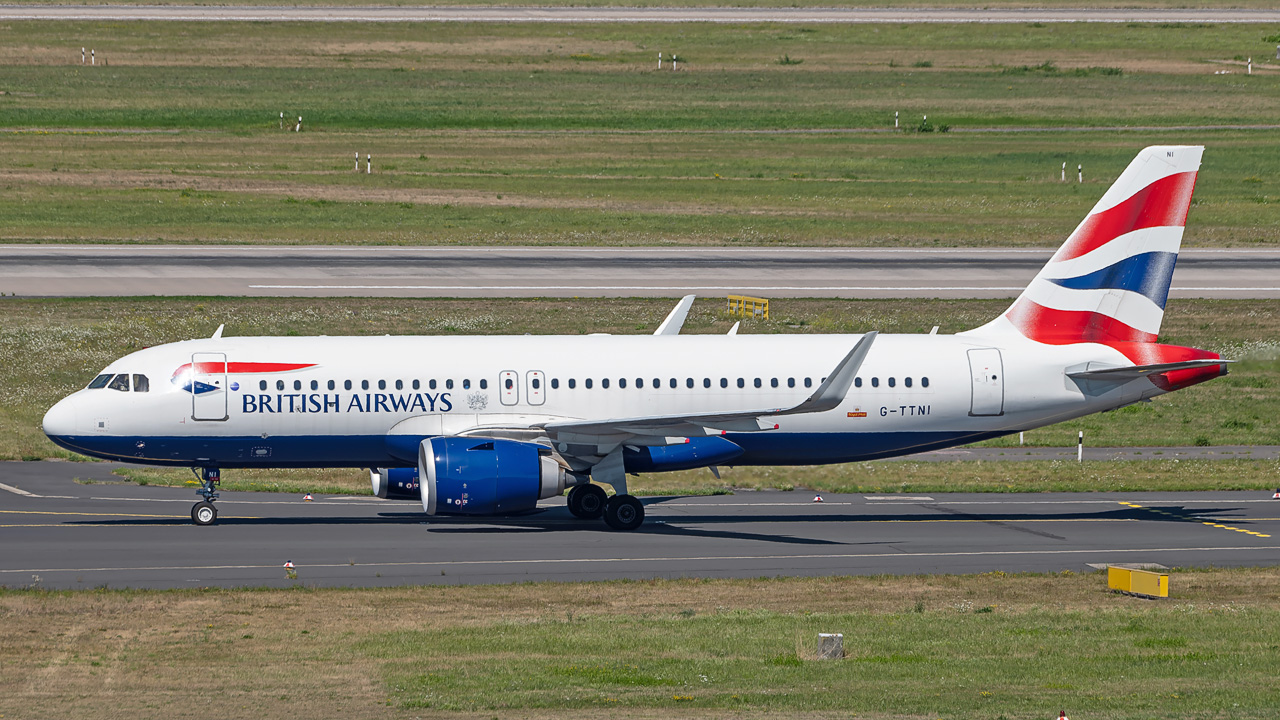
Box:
6;296;1279;492
1;21;1279;245
3;568;1279;718
14;0;1280;7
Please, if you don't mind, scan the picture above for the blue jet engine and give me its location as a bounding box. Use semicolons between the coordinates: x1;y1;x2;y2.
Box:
419;437;567;515
370;467;421;500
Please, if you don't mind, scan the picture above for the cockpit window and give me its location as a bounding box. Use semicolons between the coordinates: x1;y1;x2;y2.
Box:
87;374;112;389
107;373;130;392
133;374;150;393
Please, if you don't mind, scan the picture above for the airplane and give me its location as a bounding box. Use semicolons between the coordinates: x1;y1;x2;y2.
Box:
42;145;1227;530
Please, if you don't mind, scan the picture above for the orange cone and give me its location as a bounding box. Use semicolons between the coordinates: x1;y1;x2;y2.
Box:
813;494;824;503
303;493;313;502
1272;489;1280;499
283;561;295;569
1059;712;1069;720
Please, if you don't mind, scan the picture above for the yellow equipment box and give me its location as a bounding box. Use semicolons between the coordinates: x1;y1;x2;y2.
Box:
1107;566;1169;598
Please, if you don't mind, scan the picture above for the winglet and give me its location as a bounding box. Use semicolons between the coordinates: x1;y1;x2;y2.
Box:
727;321;740;336
654;295;696;336
776;331;877;416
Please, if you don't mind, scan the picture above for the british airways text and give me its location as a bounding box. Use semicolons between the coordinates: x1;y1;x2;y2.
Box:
241;393;453;414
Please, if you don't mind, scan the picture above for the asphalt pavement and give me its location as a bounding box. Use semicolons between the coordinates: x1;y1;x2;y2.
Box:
2;460;1277;589
4;246;1280;299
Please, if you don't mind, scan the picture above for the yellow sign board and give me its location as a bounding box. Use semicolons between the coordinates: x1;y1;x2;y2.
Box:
1107;566;1169;598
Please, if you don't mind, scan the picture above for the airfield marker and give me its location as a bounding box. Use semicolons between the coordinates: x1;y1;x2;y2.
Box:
355;151;360;171
295;116;302;132
895;111;899;128
658;52;662;69
91;49;95;66
1248;57;1252;74
1078;164;1083;183
672;54;678;71
1078;431;1084;462
367;153;371;174
1061;162;1066;181
280;112;284;130
81;47;85;65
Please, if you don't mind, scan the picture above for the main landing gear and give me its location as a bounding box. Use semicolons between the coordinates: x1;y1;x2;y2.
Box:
190;467;220;526
566;484;644;531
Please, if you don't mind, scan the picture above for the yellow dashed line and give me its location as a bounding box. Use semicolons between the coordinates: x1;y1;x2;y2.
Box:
1120;502;1271;538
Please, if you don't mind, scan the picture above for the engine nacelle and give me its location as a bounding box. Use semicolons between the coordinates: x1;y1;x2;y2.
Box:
419;437;566;516
370;467;421;500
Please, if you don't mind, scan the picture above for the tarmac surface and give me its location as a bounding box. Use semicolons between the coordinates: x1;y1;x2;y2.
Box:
2;460;1277;589
3;6;1280;23
5;245;1280;299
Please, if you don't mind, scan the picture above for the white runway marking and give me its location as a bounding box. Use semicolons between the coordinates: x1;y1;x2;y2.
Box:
0;483;33;497
3;545;1277;575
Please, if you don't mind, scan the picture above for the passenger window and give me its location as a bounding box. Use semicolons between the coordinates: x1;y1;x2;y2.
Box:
569;378;577;389
855;377;862;388
704;378;711;388
636;378;644;389
720;378;728;388
259;380;268;391
619;378;626;389
88;374;112;389
294;380;302;391
788;378;795;388
753;378;762;388
378;380;387;390
480;379;488;389
133;374;149;392
669;378;677;389
652;378;660;388
463;379;471;390
277;380;286;391
551;378;560;389
737;378;745;389
429;379;437;390
329;380;336;391
344;380;353;391
804;378;812;388
362;380;370;391
412;379;419;390
108;373;130;392
602;378;610;389
310;380;318;391
395;379;403;390
586;379;593;389
888;377;896;388
771;378;778;388
686;378;694;388
871;377;879;388
922;377;930;388
533;378;541;390
505;378;514;390
446;380;454;390
905;377;913;388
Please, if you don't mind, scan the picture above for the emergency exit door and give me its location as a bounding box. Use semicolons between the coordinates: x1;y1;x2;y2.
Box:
191;352;228;421
967;348;1004;417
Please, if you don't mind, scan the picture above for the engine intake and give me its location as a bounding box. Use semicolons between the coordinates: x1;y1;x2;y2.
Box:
419;437;566;515
370;467;421;500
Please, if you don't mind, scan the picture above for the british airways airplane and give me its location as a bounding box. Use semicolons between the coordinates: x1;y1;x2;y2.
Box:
42;146;1227;530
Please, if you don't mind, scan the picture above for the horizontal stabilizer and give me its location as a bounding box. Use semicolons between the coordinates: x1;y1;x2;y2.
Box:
1068;358;1229;381
654;295;696;336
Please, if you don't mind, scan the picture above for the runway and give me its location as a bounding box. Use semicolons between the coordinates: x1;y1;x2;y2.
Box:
5;245;1280;299
2;461;1276;589
3;6;1280;24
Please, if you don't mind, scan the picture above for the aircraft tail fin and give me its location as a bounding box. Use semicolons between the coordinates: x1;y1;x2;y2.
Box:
971;145;1203;345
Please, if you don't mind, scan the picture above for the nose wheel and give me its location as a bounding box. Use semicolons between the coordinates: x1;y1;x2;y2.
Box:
190;466;221;526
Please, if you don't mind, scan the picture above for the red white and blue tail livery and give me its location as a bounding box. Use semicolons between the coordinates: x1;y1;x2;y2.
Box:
43;146;1228;530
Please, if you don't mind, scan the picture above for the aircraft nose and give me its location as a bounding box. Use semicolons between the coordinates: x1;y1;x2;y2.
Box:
42;396;78;438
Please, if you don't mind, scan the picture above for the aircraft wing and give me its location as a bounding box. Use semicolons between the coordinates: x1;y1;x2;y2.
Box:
1067;358;1230;381
540;331;877;439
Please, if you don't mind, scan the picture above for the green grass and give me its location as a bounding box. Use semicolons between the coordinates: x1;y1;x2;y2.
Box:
5;296;1279;465
4;569;1280;718
1;21;1279;245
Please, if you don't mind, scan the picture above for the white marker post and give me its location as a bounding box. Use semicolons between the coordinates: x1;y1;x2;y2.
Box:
355;151;360;171
1061;162;1066;182
1078;164;1083;183
280;112;284;130
295;116;302;132
1248;57;1252;75
1020;431;1025;446
1077;431;1084;462
366;153;371;174
895;111;899;128
91;49;95;66
81;48;85;65
672;54;678;71
658;52;662;70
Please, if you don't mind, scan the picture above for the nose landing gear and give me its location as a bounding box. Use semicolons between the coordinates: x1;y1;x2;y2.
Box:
190;467;220;526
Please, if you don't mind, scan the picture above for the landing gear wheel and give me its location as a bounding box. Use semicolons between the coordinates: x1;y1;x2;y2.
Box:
568;484;607;519
191;501;217;526
602;494;644;531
